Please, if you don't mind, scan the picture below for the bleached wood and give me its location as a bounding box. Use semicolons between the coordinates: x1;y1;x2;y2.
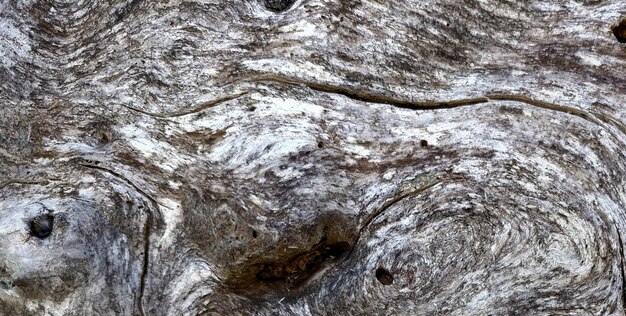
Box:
1;0;625;315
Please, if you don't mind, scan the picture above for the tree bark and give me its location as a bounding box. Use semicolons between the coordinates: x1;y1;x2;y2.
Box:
1;0;626;315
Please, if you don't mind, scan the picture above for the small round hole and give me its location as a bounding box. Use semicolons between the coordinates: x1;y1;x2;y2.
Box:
420;139;428;147
317;141;324;148
264;0;296;12
252;230;258;238
249;106;257;112
375;267;394;285
29;214;54;239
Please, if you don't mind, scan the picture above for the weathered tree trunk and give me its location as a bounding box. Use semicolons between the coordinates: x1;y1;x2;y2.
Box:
1;0;626;314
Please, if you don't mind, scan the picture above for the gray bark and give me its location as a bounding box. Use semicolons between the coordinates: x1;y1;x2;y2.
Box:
1;0;626;315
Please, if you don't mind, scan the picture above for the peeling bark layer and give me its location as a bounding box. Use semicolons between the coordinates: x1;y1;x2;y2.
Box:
1;0;626;315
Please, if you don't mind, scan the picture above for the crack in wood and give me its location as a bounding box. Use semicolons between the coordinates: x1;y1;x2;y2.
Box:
246;74;626;140
138;207;152;316
248;74;491;109
345;179;443;260
78;161;160;206
360;180;443;234
0;179;51;190
114;74;626;143
485;94;626;138
616;224;626;308
78;161;159;316
119;92;248;118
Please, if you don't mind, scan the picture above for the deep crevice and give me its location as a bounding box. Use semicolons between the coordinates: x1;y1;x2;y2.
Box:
254;237;350;289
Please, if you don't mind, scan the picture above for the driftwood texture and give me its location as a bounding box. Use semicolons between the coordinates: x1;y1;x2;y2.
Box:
1;0;626;315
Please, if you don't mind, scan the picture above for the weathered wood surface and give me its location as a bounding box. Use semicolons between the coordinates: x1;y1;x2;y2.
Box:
1;0;626;315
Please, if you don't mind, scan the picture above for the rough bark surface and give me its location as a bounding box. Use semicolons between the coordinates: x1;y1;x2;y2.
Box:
1;0;626;315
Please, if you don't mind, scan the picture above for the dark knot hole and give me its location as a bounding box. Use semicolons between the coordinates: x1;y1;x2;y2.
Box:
29;214;54;239
611;18;626;43
375;267;394;285
264;0;296;13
